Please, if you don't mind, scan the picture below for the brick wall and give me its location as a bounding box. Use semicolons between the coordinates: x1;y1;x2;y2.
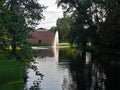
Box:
28;31;55;45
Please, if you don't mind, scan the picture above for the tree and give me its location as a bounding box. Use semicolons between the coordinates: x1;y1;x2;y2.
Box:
56;16;71;42
49;26;57;33
57;0;120;49
0;0;45;60
57;0;102;49
49;16;71;42
99;0;120;49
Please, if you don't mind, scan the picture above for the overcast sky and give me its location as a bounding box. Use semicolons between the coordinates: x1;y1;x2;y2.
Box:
37;0;63;29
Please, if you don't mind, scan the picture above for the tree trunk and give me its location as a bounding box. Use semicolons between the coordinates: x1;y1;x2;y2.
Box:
12;42;16;54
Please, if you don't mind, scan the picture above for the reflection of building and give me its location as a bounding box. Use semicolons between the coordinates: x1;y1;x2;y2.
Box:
34;49;54;57
28;28;54;45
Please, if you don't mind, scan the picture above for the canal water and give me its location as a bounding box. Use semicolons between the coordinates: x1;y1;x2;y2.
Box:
24;47;120;90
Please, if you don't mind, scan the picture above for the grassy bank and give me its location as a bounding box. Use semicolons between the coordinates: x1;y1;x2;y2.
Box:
28;42;70;46
59;42;70;46
0;53;24;90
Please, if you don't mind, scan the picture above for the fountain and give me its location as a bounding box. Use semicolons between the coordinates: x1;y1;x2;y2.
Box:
53;31;59;62
53;31;59;48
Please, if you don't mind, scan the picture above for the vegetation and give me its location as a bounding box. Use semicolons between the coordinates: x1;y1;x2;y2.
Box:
99;0;120;49
57;0;120;50
50;16;71;42
0;53;24;90
0;0;45;60
0;0;120;89
0;0;45;89
59;48;82;60
59;42;70;46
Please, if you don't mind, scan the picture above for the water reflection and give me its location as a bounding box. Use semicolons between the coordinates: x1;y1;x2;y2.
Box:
86;52;91;64
24;47;72;90
24;47;120;90
90;59;106;90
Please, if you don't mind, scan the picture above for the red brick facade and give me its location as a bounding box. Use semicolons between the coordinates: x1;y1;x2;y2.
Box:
28;30;55;45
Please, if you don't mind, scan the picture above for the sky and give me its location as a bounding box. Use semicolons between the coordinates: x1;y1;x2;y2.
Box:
37;0;63;29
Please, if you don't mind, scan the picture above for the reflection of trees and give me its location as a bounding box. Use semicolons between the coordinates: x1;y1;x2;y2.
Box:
24;61;44;90
69;53;108;90
25;48;120;90
104;63;120;90
88;52;120;90
90;59;106;90
69;54;88;90
62;70;77;90
60;48;107;90
96;53;120;90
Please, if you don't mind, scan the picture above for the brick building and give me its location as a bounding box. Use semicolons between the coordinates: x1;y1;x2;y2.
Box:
28;28;55;45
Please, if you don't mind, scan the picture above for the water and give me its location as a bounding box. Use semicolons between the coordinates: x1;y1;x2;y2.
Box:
24;47;120;90
24;47;73;90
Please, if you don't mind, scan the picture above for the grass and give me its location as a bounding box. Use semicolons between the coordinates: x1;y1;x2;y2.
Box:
0;53;24;90
59;42;70;46
28;42;70;46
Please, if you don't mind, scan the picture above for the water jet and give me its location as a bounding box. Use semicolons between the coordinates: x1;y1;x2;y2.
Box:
53;31;59;48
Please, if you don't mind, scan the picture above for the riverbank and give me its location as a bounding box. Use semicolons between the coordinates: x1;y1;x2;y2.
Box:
28;42;70;46
0;53;24;90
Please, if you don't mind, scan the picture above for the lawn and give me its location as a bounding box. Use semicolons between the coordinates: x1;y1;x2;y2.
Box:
0;53;24;90
59;42;70;46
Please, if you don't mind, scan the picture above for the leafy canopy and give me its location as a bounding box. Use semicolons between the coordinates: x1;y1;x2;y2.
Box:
0;0;45;60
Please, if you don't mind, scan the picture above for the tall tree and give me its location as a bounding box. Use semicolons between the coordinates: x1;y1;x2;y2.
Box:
57;0;120;49
57;0;102;49
49;16;71;42
0;0;45;59
99;0;120;49
56;16;71;42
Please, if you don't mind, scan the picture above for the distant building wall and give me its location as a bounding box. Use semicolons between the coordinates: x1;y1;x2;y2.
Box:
28;30;55;45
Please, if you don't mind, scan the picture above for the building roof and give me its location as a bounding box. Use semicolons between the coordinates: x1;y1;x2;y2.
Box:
36;27;47;31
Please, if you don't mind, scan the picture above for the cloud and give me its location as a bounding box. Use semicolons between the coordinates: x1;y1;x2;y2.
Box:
37;0;63;29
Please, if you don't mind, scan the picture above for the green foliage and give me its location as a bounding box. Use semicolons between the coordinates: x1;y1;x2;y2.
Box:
0;0;45;60
57;0;101;49
4;0;44;27
56;17;71;41
99;0;120;49
57;0;120;49
49;26;57;33
59;47;82;60
50;16;71;42
59;42;70;46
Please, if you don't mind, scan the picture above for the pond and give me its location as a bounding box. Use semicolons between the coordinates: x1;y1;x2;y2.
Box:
24;47;120;90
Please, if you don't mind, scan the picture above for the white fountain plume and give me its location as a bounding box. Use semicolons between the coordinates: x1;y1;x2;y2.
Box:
53;31;59;48
54;47;59;62
53;31;59;62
